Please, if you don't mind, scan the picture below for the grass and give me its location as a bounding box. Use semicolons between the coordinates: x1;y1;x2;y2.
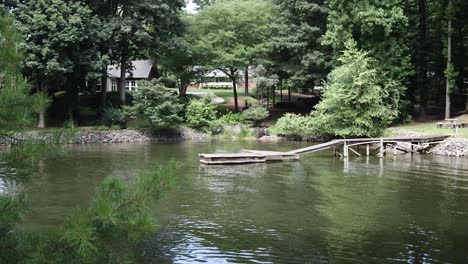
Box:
187;88;257;104
392;121;468;138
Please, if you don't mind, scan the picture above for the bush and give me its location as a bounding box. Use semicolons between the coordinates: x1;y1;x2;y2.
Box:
102;107;126;128
242;107;269;126
185;97;218;130
276;113;314;136
220;112;245;125
123;81;184;129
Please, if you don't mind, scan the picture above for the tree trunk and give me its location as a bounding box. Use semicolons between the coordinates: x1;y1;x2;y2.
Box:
100;68;107;113
232;77;239;112
179;81;188;97
266;84;270;109
288;84;291;103
244;66;249;108
445;1;452;120
37;80;46;128
38;111;45;129
244;66;249;96
418;0;428;115
118;55;127;105
272;85;276;106
466;95;468;111
280;79;283;103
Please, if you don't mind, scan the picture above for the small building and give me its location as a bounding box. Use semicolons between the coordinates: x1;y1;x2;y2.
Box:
103;60;157;92
194;69;256;90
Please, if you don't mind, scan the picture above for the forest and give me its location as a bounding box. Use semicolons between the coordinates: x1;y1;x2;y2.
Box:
1;0;468;134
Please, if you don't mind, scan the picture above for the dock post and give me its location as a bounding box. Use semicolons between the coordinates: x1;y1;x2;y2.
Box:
366;144;370;156
393;144;397;156
343;141;349;157
379;138;384;158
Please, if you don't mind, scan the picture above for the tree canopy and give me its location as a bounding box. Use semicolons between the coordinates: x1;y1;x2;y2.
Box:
188;0;275;111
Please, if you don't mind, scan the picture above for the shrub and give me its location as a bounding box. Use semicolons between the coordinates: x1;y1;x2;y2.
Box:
123;81;184;129
220;112;245;125
242;107;269;126
102;107;126;128
185;97;218;130
276;113;314;136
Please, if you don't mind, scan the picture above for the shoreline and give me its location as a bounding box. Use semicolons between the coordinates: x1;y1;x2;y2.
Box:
2;127;466;158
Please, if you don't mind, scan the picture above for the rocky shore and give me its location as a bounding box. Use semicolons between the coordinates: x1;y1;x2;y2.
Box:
429;139;468;157
389;128;468;157
0;128;209;145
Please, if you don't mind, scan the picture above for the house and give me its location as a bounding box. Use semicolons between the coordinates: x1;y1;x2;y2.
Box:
194;68;257;90
102;60;157;92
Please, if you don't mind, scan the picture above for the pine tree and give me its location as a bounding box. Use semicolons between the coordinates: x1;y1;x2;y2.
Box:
312;40;397;137
323;0;412;118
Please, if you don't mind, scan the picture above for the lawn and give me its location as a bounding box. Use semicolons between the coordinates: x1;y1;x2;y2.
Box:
393;121;468;138
186;88;259;103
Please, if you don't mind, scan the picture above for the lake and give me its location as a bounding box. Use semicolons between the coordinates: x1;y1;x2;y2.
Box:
3;141;468;263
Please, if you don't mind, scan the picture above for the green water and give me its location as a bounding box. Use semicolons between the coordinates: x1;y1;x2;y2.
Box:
3;141;468;263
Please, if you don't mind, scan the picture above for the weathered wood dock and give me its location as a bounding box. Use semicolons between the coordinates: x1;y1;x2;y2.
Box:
199;135;451;165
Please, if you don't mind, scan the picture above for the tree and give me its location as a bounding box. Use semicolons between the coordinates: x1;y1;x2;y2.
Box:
0;11;48;134
312;40;397;137
254;64;279;108
324;0;412;118
15;0;99;128
189;0;275;112
159;14;205;98
87;0;185;105
444;0;455;119
270;0;330;90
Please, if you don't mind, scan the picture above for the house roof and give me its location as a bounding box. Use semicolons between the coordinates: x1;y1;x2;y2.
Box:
107;60;153;79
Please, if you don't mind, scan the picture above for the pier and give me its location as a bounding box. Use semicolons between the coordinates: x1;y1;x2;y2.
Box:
199;135;451;165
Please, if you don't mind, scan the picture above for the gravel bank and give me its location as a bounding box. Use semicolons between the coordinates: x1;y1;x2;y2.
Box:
0;128;209;145
429;139;468;157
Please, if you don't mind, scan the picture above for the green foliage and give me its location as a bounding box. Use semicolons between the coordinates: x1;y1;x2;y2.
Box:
189;0;275;68
188;0;275;111
220;112;245;125
242;107;269;126
270;0;330;88
0;12;49;134
14;0;101;105
185;96;218;130
124;81;184;129
312;40;397;137
0;162;180;263
444;63;458;91
323;0;411;116
276;113;314;136
102;107;126;128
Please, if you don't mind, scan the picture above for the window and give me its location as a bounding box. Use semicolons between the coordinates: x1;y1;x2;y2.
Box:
111;79;117;91
125;80;138;91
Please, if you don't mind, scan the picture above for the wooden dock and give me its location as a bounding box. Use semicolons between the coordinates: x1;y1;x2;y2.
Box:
199;135;451;165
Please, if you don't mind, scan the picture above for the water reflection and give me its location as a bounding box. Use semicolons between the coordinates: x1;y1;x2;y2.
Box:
3;142;468;263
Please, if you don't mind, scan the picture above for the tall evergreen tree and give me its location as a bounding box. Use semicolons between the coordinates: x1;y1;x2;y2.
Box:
324;0;412;118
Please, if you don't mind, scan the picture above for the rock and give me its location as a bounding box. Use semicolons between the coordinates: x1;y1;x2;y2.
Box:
429;138;468;157
259;135;283;142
